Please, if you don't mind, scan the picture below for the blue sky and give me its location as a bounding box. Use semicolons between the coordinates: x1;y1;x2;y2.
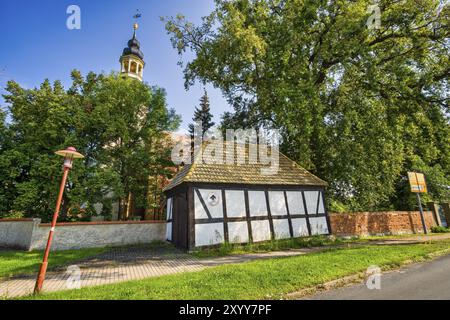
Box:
0;0;229;131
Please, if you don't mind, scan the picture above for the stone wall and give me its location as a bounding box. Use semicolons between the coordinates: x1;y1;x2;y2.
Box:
0;219;41;250
329;211;437;237
0;219;167;251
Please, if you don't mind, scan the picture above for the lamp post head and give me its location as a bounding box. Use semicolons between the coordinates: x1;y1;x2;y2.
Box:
55;147;84;169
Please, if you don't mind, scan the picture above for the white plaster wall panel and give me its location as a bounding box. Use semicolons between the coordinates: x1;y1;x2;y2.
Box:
195;223;224;247
166;197;173;220
272;219;290;240
166;197;173;241
195;189;223;219
228;221;249;243
309;217;329;235
251;220;271;242
166;222;172;241
248;191;268;217
318;193;325;214
225;190;246;218
304;191;319;215
268;191;287;217
291;218;309;237
286;191;305;215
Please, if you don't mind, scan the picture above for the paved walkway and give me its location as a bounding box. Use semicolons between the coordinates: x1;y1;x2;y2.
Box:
1;233;450;298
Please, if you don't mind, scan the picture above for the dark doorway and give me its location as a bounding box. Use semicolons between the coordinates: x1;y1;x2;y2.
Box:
172;192;188;249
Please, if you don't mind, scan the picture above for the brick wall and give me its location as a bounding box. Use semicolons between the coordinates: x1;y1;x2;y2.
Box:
329;211;437;237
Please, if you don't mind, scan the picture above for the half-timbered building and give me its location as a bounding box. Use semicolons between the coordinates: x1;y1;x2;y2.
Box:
163;143;330;250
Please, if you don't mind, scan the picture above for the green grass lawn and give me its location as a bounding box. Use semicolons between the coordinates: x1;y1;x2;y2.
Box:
190;233;448;258
24;240;450;300
191;235;346;258
0;248;107;279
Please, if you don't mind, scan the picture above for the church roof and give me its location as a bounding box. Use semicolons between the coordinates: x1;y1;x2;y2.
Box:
121;30;144;61
164;143;328;191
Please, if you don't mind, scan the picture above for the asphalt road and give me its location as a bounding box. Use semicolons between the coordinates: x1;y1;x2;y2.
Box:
304;254;450;300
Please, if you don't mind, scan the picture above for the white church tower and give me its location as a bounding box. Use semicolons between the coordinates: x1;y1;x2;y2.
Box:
120;23;145;82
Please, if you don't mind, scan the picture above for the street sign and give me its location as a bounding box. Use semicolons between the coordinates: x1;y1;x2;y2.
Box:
408;172;428;194
407;172;428;234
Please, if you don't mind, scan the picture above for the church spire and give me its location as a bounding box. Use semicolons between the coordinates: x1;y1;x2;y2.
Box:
120;15;145;82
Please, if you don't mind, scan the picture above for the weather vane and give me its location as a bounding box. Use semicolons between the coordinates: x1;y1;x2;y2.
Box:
133;9;142;30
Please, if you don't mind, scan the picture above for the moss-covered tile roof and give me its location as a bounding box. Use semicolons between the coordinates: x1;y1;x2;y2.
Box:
163;143;327;191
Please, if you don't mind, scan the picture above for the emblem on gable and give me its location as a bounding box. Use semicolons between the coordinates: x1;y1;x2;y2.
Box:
207;192;220;207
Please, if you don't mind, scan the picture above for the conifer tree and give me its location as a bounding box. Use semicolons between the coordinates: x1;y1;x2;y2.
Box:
188;89;215;138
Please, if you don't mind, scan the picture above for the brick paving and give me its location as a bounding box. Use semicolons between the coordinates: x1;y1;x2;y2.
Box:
0;246;207;298
1;233;450;299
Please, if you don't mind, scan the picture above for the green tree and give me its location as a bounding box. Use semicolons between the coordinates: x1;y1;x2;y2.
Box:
164;0;450;210
0;107;15;215
188;89;215;137
1;71;180;221
1;79;77;220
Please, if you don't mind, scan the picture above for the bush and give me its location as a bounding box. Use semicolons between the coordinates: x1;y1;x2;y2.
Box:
328;200;349;213
0;211;25;219
431;226;450;233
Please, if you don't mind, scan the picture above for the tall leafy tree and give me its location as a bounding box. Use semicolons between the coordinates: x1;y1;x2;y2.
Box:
1;71;180;221
164;0;450;210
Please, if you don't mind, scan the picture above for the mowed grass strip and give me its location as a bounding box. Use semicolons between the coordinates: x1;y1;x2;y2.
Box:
25;240;450;300
0;248;107;279
192;235;345;258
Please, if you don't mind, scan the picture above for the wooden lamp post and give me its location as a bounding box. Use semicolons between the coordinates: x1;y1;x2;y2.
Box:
33;147;84;295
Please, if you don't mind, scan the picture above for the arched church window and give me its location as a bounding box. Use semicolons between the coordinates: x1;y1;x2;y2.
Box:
130;61;137;73
124;61;129;73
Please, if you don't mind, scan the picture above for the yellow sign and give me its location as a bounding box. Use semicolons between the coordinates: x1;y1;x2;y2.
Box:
408;172;428;194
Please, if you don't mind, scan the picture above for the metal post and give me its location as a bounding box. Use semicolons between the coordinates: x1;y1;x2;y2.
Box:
34;166;70;294
416;193;428;234
427;202;442;227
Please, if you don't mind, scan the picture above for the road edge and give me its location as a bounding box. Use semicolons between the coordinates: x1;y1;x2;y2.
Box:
284;247;450;300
